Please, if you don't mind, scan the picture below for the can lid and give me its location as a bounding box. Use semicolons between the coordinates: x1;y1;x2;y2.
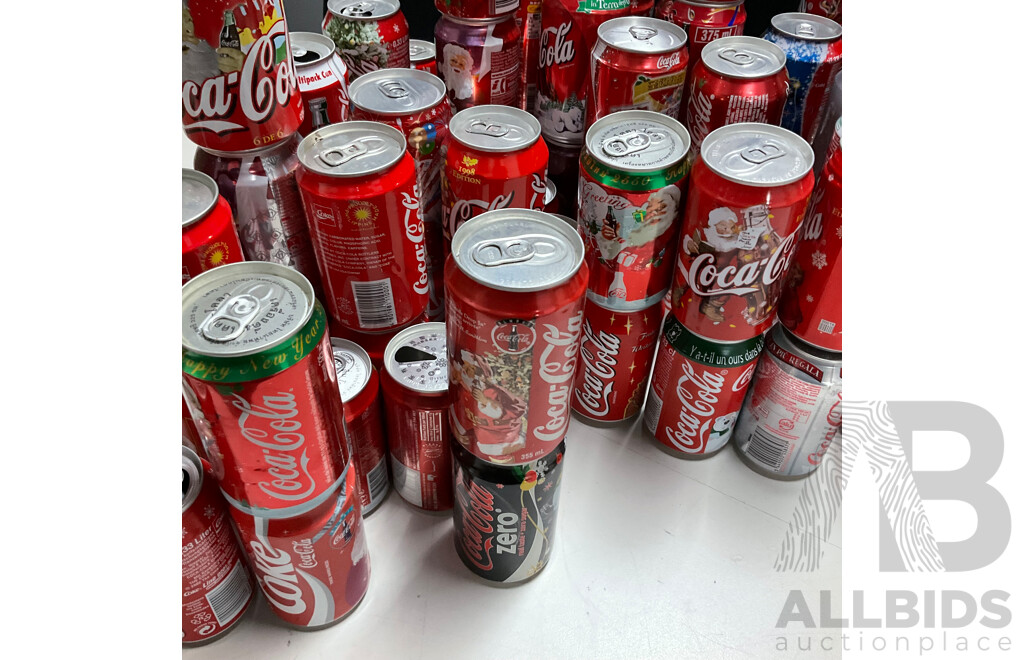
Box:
451;208;584;292
544;178;556;206
383;322;448;394
597;17;687;54
409;39;436;62
348;68;446;116
700;123;812;187
290;32;337;68
701;36;786;79
331;338;373;403
182;446;203;513
182;169;219;229
450;106;541;153
297;121;406;177
769;12;842;41
182;262;315;358
327;0;399;21
586;110;690;173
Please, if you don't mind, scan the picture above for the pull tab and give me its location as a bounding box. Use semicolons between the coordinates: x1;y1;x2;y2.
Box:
472;239;536;266
200;294;261;343
341;2;373;17
628;26;657;40
377;79;408;98
466;120;510;138
601;130;652;158
740;143;785;165
314;136;387;168
795;21;817;37
718;48;753;66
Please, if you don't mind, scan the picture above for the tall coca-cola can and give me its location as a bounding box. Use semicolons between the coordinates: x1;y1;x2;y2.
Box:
516;0;542;111
684;36;788;151
410;39;438;75
291;32;351;137
733;324;841;479
181;262;351;517
434;13;522;112
442;106;548;250
332;338;391;515
670;123;814;342
323;0;411;80
587;17;689;132
578;110;692;311
799;0;841;24
435;0;520;19
182;447;254;645
182;168;245;284
295;122;429;333
446;209;587;464
182;0;303;153
643;313;763;457
228;462;371;628
654;0;746;96
453;439;565;584
380;322;454;512
762;12;842;141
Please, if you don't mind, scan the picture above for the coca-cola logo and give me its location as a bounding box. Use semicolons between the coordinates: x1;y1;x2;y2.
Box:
533;312;584;443
801;210;823;242
665;360;724;453
292;539;317;569
491;319;536;355
402;187;430;296
573;319;620;418
456;479;496;571
231;391;317;503
657;52;682;70
539;23;575;69
686;89;714;145
685;231;799;297
446;193;514;239
529;173;547;209
808;394;842;466
249;538;307;615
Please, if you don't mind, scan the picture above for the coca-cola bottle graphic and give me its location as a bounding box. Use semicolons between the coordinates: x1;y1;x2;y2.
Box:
508;325;520;352
220;10;240;50
608;271;627;300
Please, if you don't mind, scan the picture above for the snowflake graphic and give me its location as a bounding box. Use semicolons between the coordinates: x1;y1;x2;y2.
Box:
393;23;400;33
182;526;187;539
203;505;216;519
535;460;549;478
836;225;842;239
806;294;814;303
811;250;828;270
543;481;553;492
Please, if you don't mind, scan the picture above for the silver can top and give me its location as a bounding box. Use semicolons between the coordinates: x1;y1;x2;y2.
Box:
544;178;556;206
451;208;584;292
290;32;337;68
586;110;691;173
701;123;813;187
450;106;542;153
769;12;842;42
597;17;687;55
181;262;315;358
327;0;400;21
702;36;787;79
182;446;204;513
331;338;373;403
297;121;406;177
182;169;219;229
409;39;436;62
383;322;448;394
348;68;446;116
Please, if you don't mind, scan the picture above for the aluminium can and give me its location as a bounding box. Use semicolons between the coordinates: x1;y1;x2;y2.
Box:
799;0;841;24
323;0;411;80
654;0;746;88
435;12;522;112
515;0;542;111
435;0;521;20
291;31;351;136
410;39;438;75
182;168;245;284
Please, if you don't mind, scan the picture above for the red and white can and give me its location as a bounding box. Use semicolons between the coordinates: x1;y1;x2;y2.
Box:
654;0;746;85
323;0;410;80
446;209;588;464
410;39;438;75
296;122;429;333
434;13;521;112
291;31;351;137
670;123;814;342
442;106;549;250
332;338;390;515
516;0;542;111
182;0;303;153
182;447;254;645
434;0;520;20
228;462;370;628
380;322;453;512
643;313;764;456
182;168;245;284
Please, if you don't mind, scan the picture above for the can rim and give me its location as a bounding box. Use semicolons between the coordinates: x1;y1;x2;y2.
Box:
585;109;691;174
182;168;219;229
348;68;447;116
699;122;813;187
296;121;407;178
450;105;542;153
383;322;448;394
775;323;842;362
769;12;842;42
330;337;373;402
194;133;300;159
681;0;746;7
442;12;515;26
290;32;338;68
326;0;400;21
182;446;204;513
597;16;688;54
700;35;787;79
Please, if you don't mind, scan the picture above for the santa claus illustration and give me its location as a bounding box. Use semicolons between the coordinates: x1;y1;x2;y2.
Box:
182;2;243;83
450;350;527;458
440;44;474;101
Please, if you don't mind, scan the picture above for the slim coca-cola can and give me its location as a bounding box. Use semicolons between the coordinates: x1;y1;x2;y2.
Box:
799;0;841;24
516;0;542;111
446;209;587;464
578;110;692;311
182;169;245;284
435;13;521;112
733;324;841;479
442;106;549;250
323;0;410;80
587;17;689;132
670;123;814;342
453;439;565;584
654;0;746;85
380;322;453;512
410;39;438;75
296;122;429;332
763;12;842;141
435;0;521;20
182;0;303;153
228;462;371;628
684;36;788;151
573;297;661;424
182;447;254;646
291;32;351;137
643;313;763;457
331;338;390;515
181;262;351;517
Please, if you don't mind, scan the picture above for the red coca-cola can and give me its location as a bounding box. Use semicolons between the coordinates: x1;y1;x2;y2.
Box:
323;0;410;80
410;39;438;75
182;262;351;517
654;1;746;86
442;106;548;250
380;322;453;512
434;13;521;112
296;122;429;333
435;0;520;20
182;168;245;284
670;123;814;342
446;209;588;464
643;313;763;456
573;298;661;423
228;462;370;629
587;17;689;132
516;0;542;111
330;310;431;368
331;338;390;515
182;447;254;645
685;36;788;151
291;32;351;137
799;0;841;24
182;0;303;153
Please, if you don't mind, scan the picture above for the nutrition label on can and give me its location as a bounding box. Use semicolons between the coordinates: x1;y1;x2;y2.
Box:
182;515;251;640
489;44;521;107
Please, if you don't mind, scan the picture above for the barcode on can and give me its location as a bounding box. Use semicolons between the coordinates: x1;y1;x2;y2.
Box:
366;455;389;507
495;0;518;12
818;319;836;334
206;560;251;626
351;279;398;329
745;427;791;473
642;389;664;434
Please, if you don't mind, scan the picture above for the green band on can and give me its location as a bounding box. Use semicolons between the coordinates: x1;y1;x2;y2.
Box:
576;0;630;12
580;151;691;192
662;314;765;368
